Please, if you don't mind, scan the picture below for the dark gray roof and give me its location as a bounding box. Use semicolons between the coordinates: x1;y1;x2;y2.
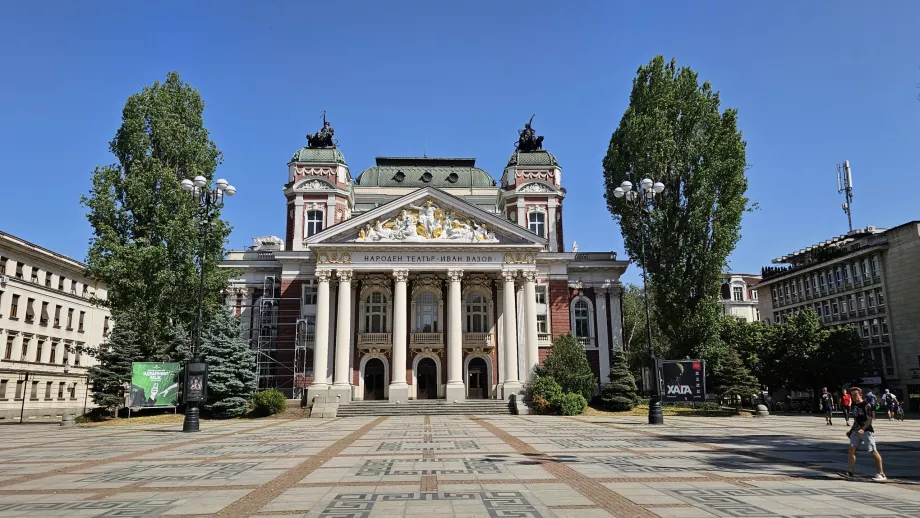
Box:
354;157;497;188
506;150;560;168
290;147;347;165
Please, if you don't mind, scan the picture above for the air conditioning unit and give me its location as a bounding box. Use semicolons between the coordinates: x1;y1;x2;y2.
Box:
0;275;8;285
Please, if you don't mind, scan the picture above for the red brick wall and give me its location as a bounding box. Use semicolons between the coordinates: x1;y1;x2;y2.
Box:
277;279;301;389
549;280;571;338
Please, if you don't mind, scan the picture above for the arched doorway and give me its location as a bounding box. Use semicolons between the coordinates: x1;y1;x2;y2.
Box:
364;358;385;400
467;357;488;399
416;358;437;399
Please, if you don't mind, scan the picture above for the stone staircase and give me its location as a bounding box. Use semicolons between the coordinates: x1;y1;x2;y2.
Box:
334;399;514;416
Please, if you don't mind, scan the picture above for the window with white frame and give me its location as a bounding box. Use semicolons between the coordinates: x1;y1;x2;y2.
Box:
528;212;545;238
306;210;324;237
302;281;317;306
571;298;593;345
536;314;548;334
464;291;490;333
363;291;389;333
751;288;758;300
414;291;440;333
535;285;549;337
732;286;743;301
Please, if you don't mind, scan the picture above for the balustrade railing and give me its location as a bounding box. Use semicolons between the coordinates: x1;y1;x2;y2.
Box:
410;332;444;348
538;333;551;346
358;333;393;348
463;332;494;348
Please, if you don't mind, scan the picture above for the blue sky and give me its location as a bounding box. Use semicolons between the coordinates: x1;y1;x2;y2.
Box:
1;2;918;284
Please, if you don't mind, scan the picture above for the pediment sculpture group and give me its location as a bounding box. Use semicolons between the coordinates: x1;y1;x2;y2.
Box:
357;201;499;243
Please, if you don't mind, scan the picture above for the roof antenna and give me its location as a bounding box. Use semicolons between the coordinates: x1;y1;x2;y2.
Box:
424;138;428;158
836;160;854;232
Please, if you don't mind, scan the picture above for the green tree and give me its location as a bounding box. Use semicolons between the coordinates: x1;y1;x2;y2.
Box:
716;316;776;390
596;352;639;411
538;333;598;401
716;347;760;408
82;72;231;360
87;312;144;414
621;284;668;378
177;308;257;418
603;55;750;360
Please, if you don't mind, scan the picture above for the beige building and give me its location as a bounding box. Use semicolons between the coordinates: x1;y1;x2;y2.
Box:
720;273;761;322
756;222;920;410
0;231;110;421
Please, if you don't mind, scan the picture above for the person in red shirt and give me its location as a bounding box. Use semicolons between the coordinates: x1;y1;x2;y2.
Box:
842;390;852;426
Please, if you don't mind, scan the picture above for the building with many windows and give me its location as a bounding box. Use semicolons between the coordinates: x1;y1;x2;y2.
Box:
221;120;628;403
0;231;110;420
720;273;761;322
756;222;920;409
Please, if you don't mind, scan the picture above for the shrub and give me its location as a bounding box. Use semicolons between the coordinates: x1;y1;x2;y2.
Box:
553;393;588;416
596;352;639;411
531;395;553;415
541;334;598;400
252;389;287;416
530;375;563;403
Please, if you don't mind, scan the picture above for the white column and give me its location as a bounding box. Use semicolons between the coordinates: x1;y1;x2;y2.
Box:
306;269;332;402
292;197;304;250
389;269;409;403
522;270;539;382
501;270;522;399
331;269;353;402
445;269;465;402
596;289;611;385
548;201;557;252
610;287;624;353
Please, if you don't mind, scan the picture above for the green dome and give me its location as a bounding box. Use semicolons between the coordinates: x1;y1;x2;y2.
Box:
355;157;497;188
506;150;560;168
290;147;346;165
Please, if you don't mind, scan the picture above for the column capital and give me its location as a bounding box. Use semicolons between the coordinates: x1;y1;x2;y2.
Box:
392;269;410;283
521;270;538;283
315;269;333;282
447;269;464;282
336;269;354;282
501;270;517;282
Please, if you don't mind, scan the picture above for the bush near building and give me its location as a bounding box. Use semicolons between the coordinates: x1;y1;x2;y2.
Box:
252;389;287;416
595;352;639;411
538;333;597;401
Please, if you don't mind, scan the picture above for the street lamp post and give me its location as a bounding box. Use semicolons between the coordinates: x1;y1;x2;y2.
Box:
614;178;665;425
179;175;236;432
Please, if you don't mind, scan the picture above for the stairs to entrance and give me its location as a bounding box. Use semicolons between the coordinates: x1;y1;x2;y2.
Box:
334;399;513;416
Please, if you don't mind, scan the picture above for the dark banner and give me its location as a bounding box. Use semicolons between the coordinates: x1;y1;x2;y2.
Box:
660;360;706;402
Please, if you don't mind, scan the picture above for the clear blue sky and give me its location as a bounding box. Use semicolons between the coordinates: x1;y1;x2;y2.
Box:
2;2;918;284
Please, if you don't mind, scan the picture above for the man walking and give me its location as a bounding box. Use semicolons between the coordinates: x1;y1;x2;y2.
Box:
844;387;886;481
822;387;834;425
842;390;852;426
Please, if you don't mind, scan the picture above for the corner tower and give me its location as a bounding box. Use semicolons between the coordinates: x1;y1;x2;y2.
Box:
499;117;566;252
284;117;353;251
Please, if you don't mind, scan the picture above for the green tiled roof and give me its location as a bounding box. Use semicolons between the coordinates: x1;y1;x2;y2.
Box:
506;150;560;168
290;147;347;165
354;157;497;188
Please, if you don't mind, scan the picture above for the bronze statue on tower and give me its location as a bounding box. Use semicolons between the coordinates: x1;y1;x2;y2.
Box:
515;114;544;152
307;110;336;148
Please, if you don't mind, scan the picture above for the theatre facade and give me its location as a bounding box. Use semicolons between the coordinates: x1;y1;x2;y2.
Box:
221;120;628;403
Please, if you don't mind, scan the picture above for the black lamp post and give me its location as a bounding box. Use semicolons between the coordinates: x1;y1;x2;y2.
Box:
613;178;665;425
179;175;236;432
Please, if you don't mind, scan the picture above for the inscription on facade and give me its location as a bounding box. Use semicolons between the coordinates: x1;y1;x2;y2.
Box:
360;254;498;264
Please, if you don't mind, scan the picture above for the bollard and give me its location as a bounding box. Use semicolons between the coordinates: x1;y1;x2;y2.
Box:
755;404;770;417
61;414;75;427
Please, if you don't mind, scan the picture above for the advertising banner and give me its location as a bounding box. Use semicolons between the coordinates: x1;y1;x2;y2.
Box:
130;362;181;407
660;360;706;402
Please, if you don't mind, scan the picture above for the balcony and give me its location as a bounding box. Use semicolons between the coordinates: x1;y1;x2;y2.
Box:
577;337;595;348
295;332;315;348
410;332;443;348
538;333;551;346
358;333;392;349
463;332;494;349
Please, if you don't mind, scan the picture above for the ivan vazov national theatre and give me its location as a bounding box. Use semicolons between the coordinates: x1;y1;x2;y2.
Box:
222;117;628;405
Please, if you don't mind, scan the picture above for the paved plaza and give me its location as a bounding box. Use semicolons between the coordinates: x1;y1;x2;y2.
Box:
0;414;917;517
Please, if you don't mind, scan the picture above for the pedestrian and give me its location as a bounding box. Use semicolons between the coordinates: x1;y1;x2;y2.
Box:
844;387;886;481
842;390;852;426
822;387;833;425
866;390;877;408
886;393;899;421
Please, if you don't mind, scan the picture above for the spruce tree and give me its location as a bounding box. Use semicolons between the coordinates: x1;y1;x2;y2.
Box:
717;347;760;408
597;351;639;411
88;312;144;414
539;333;598;400
177;308;257;418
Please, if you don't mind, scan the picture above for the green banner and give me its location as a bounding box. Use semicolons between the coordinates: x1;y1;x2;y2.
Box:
130;362;181;407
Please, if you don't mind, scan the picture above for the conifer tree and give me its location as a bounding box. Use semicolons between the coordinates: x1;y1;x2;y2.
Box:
539;333;598;400
717;347;760;408
177;308;257;418
597;351;639;411
88;312;144;414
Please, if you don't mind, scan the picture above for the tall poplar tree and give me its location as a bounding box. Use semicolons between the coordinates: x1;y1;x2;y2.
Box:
603;56;750;359
82;72;231;359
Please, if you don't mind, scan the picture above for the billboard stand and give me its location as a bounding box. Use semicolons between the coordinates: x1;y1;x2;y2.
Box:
660;360;707;404
127;362;182;418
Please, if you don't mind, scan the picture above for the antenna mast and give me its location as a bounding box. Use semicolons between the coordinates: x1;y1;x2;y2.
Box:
836;160;854;232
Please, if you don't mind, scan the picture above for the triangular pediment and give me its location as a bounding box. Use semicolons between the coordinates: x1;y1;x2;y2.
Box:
306;187;546;247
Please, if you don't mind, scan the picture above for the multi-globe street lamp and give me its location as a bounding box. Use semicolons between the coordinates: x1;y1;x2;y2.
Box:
179;175;236;432
613;178;665;425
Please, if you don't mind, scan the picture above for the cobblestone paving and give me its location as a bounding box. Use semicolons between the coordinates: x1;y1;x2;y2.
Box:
0;414;917;517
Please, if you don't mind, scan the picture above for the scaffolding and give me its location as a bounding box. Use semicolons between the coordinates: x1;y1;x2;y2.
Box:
253;275;303;397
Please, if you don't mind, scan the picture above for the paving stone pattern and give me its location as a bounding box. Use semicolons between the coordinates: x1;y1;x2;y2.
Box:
0;414;918;517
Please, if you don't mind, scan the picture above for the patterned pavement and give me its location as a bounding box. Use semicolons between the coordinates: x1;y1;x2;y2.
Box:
0;413;918;517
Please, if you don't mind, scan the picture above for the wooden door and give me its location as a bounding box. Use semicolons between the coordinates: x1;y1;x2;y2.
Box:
467;357;487;399
364;359;385;400
416;358;437;399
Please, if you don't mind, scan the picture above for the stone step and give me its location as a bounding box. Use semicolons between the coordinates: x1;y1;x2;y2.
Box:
335;400;513;416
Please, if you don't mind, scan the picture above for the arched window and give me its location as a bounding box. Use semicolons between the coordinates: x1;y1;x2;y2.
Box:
414;291;439;332
571;297;594;347
364;291;388;333
528;212;545;238
465;291;490;332
306;210;324;237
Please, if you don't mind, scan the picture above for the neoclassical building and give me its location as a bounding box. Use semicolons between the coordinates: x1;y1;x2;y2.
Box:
222;120;628;403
